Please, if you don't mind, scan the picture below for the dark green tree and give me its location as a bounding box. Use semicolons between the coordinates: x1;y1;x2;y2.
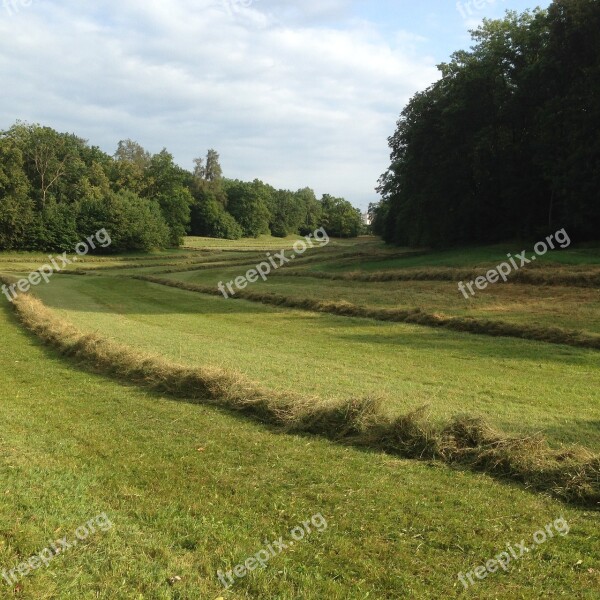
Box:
267;189;305;237
78;190;170;253
378;0;600;246
190;188;243;239
319;194;363;238
295;187;322;235
143;149;192;246
224;179;271;237
0;136;34;249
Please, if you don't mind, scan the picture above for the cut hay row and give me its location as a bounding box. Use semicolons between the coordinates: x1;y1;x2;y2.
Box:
76;252;210;263
270;267;600;287
143;249;343;276
135;275;600;350
148;257;279;275
75;248;422;275
0;252;209;265
78;253;268;272
179;244;321;252
3;282;598;507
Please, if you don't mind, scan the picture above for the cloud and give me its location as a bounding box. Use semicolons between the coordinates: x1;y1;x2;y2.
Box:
0;0;439;208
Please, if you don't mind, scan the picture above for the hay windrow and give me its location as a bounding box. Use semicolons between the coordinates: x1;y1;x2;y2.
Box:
121;248;424;276
80;253;268;273
269;266;600;287
134;275;600;350
2;280;598;507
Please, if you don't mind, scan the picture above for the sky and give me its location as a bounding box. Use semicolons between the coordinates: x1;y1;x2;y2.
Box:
0;0;548;210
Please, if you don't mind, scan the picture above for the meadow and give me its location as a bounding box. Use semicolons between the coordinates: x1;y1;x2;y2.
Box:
0;236;598;599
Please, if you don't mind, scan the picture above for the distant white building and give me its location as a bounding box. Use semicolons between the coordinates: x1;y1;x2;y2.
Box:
361;212;372;226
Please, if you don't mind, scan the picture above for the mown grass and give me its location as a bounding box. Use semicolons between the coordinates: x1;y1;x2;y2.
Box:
269;265;600;288
0;247;203;263
311;244;600;272
165;268;600;335
9;289;599;505
136;274;600;351
1;301;598;599
1;236;599;597
28;274;600;451
182;234;358;251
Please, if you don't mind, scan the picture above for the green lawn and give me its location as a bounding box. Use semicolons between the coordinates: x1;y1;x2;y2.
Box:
164;267;600;336
29;274;600;451
310;244;600;272
182;234;350;251
0;297;599;599
1;236;599;598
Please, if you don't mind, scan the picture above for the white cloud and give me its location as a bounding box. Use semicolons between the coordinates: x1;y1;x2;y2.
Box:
0;0;439;208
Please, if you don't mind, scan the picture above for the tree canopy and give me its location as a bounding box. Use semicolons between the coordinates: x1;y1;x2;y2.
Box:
375;0;600;247
0;124;364;252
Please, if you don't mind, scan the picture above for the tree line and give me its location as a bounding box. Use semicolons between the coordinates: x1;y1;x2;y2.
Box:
0;123;364;252
373;0;599;247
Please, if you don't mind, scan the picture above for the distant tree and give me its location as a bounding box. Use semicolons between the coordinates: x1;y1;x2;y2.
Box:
0;136;33;249
112;139;151;196
190;188;243;239
7;123;80;209
78;190;170;253
143;149;192;246
205;149;223;183
189;149;241;238
263;188;302;237
25;201;80;252
114;139;151;167
296;187;322;235
193;157;206;181
378;0;600;246
193;149;224;184
367;201;387;237
76;161;112;202
319;194;363;237
224;179;271;237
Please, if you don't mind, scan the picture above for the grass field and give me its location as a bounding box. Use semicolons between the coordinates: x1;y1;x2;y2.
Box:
309;243;600;271
163;268;600;335
182;235;363;251
1;236;599;598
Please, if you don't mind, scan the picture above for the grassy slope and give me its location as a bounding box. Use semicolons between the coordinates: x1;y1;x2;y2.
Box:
182;234;357;251
165;267;600;335
0;298;599;599
313;244;600;272
30;275;600;451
